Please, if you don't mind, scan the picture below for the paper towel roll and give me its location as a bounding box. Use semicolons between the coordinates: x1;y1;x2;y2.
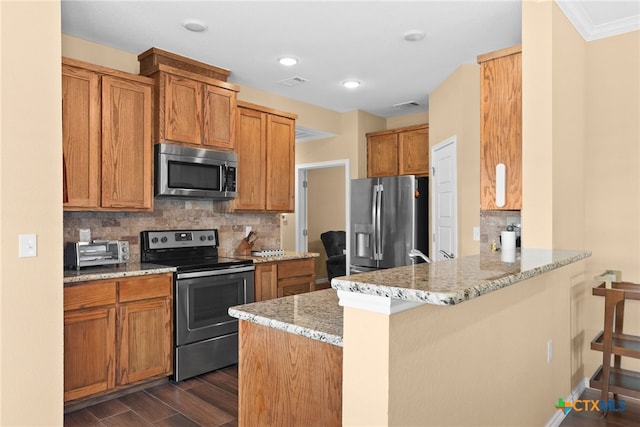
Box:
501;231;516;251
501;248;516;263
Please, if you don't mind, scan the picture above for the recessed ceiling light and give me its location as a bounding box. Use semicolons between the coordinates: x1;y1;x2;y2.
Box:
342;80;361;89
403;30;426;42
278;57;298;66
182;19;208;32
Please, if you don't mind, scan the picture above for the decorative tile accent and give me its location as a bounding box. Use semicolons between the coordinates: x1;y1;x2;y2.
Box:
480;210;521;253
63;199;281;263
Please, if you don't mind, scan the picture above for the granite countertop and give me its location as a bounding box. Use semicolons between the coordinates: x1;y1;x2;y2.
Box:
232;251;320;264
332;248;591;306
229;288;343;347
63;263;176;285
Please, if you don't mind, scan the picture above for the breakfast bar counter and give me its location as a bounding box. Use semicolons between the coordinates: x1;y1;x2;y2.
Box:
229;248;591;426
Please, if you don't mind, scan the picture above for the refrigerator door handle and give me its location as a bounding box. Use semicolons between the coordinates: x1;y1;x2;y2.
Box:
375;184;383;260
371;185;378;260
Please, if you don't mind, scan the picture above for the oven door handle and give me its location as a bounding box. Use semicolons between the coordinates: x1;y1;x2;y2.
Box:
176;265;255;280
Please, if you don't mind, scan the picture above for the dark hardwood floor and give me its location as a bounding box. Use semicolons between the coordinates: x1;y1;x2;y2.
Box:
66;370;640;427
559;388;640;427
64;365;238;427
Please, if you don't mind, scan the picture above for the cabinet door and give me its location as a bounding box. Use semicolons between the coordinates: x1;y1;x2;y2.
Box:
235;108;267;210
117;298;172;385
204;84;237;150
254;263;278;302
62;64;101;209
480;52;522;210
266;114;295;212
101;76;153;210
64;306;116;402
367;133;398;177
163;73;203;145
277;258;315;298
399;126;429;176
277;277;313;298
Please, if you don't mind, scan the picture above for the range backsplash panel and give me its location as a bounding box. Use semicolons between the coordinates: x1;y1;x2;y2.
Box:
63;200;281;263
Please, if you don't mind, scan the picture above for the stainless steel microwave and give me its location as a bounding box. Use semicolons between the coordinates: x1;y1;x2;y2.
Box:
155;143;237;200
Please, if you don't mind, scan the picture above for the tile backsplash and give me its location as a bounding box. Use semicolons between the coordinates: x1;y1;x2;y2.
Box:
63;199;281;262
479;210;521;254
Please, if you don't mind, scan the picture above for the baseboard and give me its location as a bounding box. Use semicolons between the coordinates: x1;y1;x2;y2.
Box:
545;377;589;427
316;278;329;285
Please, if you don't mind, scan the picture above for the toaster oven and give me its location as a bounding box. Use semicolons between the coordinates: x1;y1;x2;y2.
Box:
64;240;130;270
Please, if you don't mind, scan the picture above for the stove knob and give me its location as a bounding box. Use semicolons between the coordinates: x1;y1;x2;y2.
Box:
208;235;214;241
161;237;168;243
200;235;206;241
151;237;159;244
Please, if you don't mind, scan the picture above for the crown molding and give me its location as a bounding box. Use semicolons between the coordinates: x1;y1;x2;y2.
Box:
556;0;640;41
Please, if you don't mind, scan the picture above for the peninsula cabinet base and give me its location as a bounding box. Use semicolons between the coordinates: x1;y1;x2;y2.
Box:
238;320;342;426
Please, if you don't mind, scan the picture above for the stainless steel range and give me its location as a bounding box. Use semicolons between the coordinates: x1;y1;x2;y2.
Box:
140;229;255;382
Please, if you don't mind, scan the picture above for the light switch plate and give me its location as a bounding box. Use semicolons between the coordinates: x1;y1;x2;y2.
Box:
473;227;480;241
19;234;37;258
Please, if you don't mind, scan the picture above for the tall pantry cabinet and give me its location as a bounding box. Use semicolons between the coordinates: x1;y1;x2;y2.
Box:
478;45;522;210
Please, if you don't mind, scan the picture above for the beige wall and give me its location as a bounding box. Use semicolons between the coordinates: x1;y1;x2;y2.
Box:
429;63;481;258
522;1;640;383
307;167;346;280
343;261;586;425
386;111;428;129
1;1;63;424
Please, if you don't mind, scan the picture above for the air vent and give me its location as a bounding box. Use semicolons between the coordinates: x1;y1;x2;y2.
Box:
393;100;420;109
295;126;336;143
278;76;309;87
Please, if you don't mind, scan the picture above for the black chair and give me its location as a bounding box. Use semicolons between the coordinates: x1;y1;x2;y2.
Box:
320;231;346;282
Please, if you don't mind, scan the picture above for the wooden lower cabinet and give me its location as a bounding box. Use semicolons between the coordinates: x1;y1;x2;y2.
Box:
254;258;316;302
254;263;278;302
239;320;342;426
64;306;116;402
63;273;173;403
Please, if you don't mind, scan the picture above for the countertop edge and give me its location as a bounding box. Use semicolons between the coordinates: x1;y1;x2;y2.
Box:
332;250;592;306
64;264;177;284
230;308;343;347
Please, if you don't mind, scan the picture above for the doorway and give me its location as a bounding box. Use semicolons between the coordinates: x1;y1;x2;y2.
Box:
431;137;458;261
281;160;350;282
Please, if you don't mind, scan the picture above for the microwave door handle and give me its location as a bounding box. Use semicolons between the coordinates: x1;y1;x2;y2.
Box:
221;164;227;193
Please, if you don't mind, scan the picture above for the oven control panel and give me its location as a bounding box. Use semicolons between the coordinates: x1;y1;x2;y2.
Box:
143;229;218;250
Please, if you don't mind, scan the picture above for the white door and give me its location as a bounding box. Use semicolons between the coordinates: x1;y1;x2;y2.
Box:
432;137;458;261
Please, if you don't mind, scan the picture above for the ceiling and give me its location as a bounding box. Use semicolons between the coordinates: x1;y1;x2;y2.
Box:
61;1;639;119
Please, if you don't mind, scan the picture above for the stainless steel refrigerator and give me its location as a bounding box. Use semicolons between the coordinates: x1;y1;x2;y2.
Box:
350;175;429;273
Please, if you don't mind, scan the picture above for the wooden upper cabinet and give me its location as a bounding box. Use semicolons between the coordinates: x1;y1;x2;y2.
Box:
62;63;101;208
266;114;295;211
367;124;429;178
101;76;153;210
234;102;297;212
163;73;203;145
478;45;522;210
62;57;154;212
235;107;267;210
204;84;237;150
144;64;239;150
367;133;398;177
399;126;430;175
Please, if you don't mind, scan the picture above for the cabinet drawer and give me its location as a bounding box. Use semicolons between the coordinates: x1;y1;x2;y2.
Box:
119;274;172;303
64;281;117;311
277;258;314;279
277;280;312;298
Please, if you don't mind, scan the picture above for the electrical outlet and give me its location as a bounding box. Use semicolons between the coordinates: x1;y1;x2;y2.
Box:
473;227;480;241
547;339;553;363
